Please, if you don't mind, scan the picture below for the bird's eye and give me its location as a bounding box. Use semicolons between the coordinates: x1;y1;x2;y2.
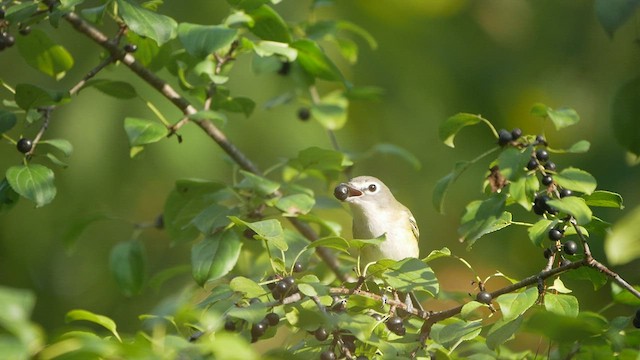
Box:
368;184;377;192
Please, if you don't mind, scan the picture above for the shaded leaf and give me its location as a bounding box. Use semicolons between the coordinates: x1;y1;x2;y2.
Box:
6;164;56;207
547;197;592;225
564;266;608;290
496;287;538;322
275;193;315;216
192;231;242;286
0;110;17;133
595;0;640;37
439;113;492;148
369;143;421;170
0;178;20;212
292;39;344;82
430;319;482;351
611;76;640;157
16;29;74;79
509;174;539;210
606;204;640;265
433;161;471;214
84;79;137;99
305;236;350;254
527;219;556;248
486;317;523;350
611;282;640;306
496;147;530;181
375;258;439;297
39;139;73;157
178;23;237;58
188;110;227;127
525;311;607;342
117;0;177;45
458;193;511;247
229;216;287;251
248;5;292;43
109;240;146;297
14;84;69;111
237;170;280;196
123;117;168;146
66;310;121;341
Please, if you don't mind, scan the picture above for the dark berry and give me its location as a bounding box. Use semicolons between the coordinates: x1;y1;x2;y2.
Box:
560;258;571;267
497;129;512;146
541;175;553;186
314;327;329;341
386;316;403;332
251;322;267;340
2;33;15;47
224;320;236;331
16;138;33;153
293;262;304;273
272;281;288;299
371;313;383;321
124;44;138;52
356;357;369;360
278;61;291;76
320;350;336;360
265;313;279;326
633;317;640;329
394;326;406;336
535;149;549;162
536;135;546;145
0;9;5;19
543;248;553;259
266;276;277;290
19;26;31;36
564;241;578;255
243;228;257;239
476;291;492;304
511;128;522;140
297;107;311;121
544;161;557;171
331;296;346;312
533;203;545;215
343;337;356;351
282;276;295;287
636;309;640;320
334;184;349;201
527;158;539;170
249;297;261;305
559;189;573;198
548;229;564;241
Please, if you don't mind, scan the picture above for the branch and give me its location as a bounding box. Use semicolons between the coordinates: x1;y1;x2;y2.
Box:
61;11;348;282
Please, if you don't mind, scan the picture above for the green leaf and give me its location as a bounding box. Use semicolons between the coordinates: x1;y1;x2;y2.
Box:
544;293;579;317
496;287;538;322
527;219;556;248
229;216;287;251
163;179;228;243
311;92;348;130
376;258;439;297
125;31;173;71
458;193;511;247
83;79;137;99
547;197;592;225
0;178;20;212
6;164;56;207
305;236;350;253
439;113;493;148
288;146;352;174
248;5;292;43
178;23;238;58
212;96;255;117
553;167;597;195
583;190;624;209
109;240;146;297
227;302;269;324
548;278;572;294
430;319;482;351
117;0;177;45
275;193;315;216
0;110;17;133
563;266;608;290
39;139;73;157
253;40;298;61
496;147;530;181
14;84;69;110
547;107;580;130
0;285;35;324
605;204;640;265
229;276;265;298
611;76;640;157
192;230;242;286
123;117;168;147
550;140;591;154
486;317;523;350
508;174;539;211
65;309;121;341
611;282;640;306
81;4;108;24
5;2;38;23
292;39;344;82
188;110;227;127
191;204;234;234
433;161;471;214
423;247;451;262
226;0;269;11
595;0;640;37
369;143;421;170
237;170;280;196
16;29;74;79
525;311;607;342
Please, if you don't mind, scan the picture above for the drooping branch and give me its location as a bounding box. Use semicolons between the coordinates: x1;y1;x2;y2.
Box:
61;10;348;282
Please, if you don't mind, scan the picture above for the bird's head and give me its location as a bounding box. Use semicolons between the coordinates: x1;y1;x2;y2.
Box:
334;176;395;208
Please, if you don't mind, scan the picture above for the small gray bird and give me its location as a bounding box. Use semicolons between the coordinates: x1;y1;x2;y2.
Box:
334;176;420;266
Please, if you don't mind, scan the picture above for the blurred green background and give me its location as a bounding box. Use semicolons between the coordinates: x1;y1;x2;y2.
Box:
1;0;639;340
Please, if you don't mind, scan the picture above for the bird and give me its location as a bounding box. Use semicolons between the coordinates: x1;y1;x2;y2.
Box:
334;175;420;267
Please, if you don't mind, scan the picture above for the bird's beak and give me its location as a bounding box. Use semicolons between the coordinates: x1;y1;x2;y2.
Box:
345;184;363;197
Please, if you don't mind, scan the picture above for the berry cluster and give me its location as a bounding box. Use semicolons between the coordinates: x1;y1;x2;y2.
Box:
543;224;579;263
267;275;299;300
249;311;280;342
497;128;522;146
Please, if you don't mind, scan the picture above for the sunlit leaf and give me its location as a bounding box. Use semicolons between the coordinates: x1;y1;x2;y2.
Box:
496;147;530;180
547;197;592;225
553;167;597;195
192;230;242;286
253;41;297;61
123;117;168;147
311;92;348;130
508;174;539;211
439;113;493;148
237;170;280;196
16;29;74;79
117;0;177;45
611;282;640;306
229;276;265;298
6;164;56;207
66;309;121;341
544;293;579;317
547;107;580;130
229;216;287;251
275;193;315;216
458;193;511;247
376;258;439;297
496;287;538;322
109;240;146;297
430;319;482;351
527;219;556;248
583;190;624;209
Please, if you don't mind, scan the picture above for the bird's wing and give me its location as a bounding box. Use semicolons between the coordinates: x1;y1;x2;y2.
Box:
408;212;419;240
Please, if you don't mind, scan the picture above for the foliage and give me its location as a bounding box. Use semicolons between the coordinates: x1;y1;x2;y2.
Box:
1;1;640;360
